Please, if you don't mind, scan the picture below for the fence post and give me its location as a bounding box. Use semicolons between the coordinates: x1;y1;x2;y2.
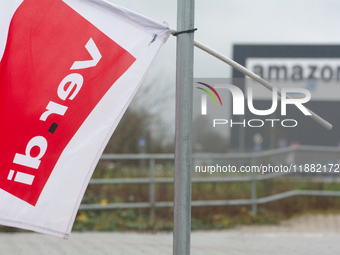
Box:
149;158;155;227
251;172;257;215
251;154;257;216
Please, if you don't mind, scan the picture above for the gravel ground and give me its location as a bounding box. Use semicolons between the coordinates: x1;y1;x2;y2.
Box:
1;214;340;255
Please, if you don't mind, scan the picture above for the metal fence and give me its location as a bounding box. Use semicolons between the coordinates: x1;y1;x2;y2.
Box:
79;145;340;222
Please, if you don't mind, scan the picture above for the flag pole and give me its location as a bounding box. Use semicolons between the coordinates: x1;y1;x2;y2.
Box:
173;0;195;254
170;33;333;131
192;40;333;130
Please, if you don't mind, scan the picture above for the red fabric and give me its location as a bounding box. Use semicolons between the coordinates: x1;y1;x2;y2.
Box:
0;0;135;206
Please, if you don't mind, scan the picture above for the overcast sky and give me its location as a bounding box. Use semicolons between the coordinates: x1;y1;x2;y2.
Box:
107;0;340;139
109;0;340;76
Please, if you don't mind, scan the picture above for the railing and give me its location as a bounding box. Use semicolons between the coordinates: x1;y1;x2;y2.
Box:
79;145;340;224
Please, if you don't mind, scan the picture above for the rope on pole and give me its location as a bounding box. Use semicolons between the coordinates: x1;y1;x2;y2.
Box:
172;28;197;36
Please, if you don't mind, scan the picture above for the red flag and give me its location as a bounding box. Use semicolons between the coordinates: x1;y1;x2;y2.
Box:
0;0;171;238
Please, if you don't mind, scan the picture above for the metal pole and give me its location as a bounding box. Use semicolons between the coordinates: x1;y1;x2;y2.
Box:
173;0;195;254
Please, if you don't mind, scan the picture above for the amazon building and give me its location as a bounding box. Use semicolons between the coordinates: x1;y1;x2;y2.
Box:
230;45;340;151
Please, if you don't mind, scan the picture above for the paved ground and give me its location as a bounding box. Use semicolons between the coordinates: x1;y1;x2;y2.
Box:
1;214;340;255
